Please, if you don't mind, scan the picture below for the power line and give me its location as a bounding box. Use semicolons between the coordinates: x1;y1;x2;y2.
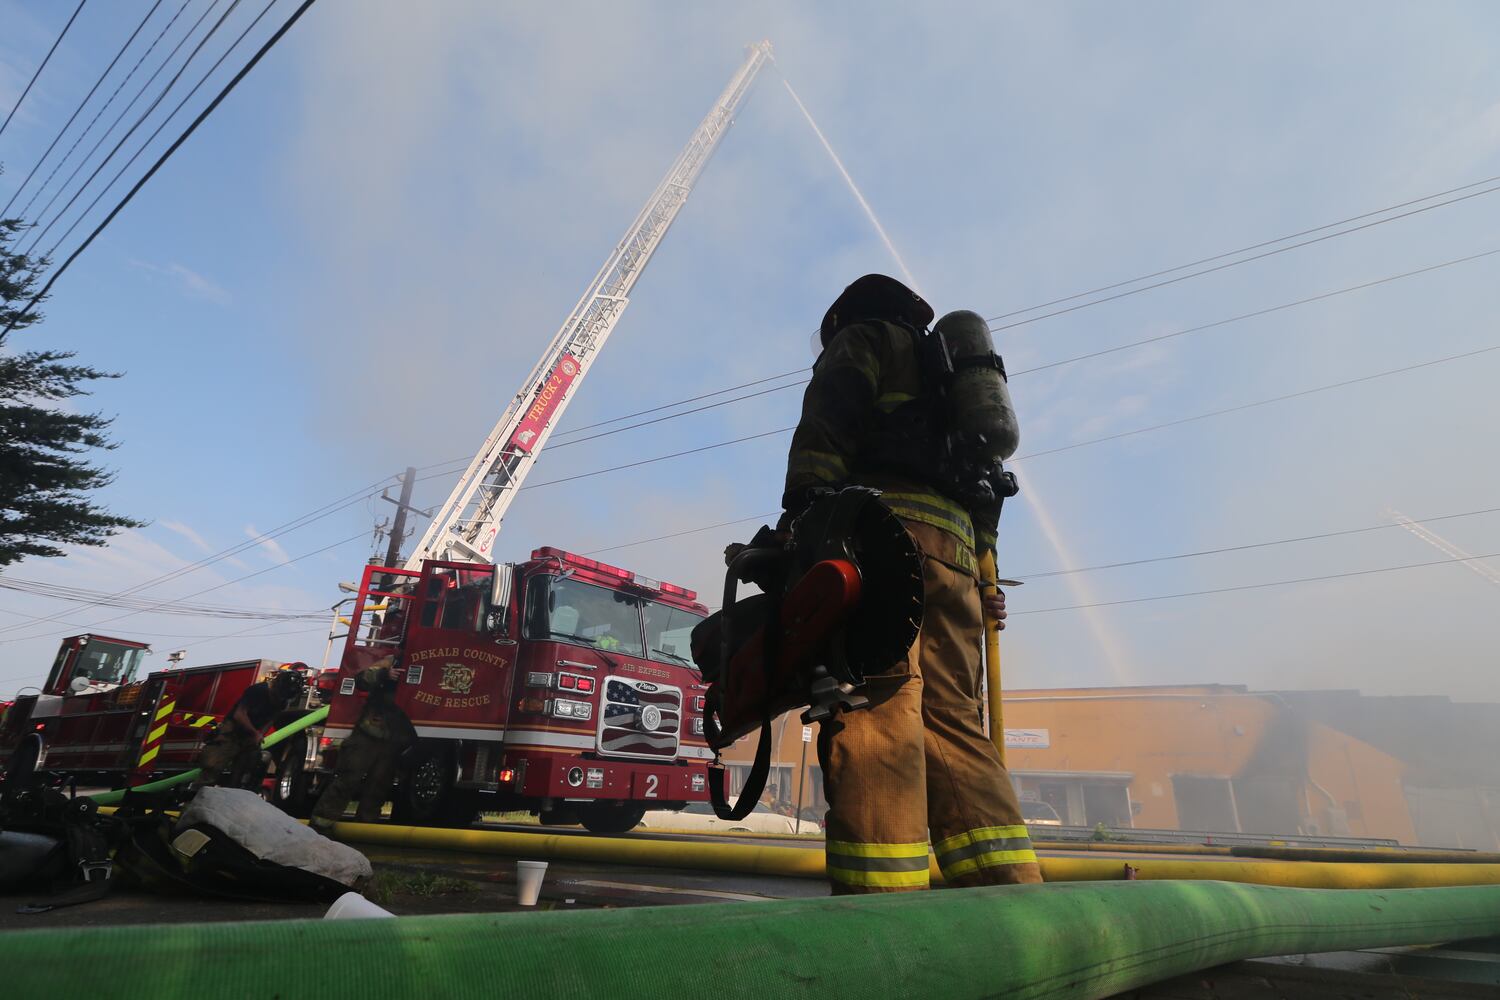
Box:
1014;505;1500;580
985;172;1500;325
0;475;391;636
1015;342;1500;462
1010;248;1500;379
449;172;1500;459
18;0;197;223
411;242;1497;481
19;0;241;256
503;338;1500;493
0;576;327;619
1011;550;1500;617
1;0;164;218
985;182;1500;334
518;427;797;491
528;377;804;452
583;512;781;556
14;0;221;229
552;369;808;440
40;0;300;262
0;527;368;645
2;0;321;338
0;0;87;140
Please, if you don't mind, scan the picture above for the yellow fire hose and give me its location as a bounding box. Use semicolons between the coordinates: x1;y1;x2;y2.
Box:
330;820;1500;889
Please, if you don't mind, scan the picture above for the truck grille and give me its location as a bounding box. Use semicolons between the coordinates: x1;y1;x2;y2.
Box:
598;677;681;760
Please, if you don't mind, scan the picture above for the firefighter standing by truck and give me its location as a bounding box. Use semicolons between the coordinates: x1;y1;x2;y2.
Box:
194;668;306;788
310;656;416;832
781;274;1042;894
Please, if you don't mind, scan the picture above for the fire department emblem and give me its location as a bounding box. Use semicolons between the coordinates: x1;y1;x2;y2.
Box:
439;663;476;695
561;360;578;376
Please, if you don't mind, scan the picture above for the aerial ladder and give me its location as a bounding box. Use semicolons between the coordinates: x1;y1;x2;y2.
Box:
406;41;774;569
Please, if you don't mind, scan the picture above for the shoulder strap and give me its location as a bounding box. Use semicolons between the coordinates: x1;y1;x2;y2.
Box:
706;704;772;821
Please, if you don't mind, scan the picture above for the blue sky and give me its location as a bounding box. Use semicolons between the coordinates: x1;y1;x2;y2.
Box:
1;1;1498;701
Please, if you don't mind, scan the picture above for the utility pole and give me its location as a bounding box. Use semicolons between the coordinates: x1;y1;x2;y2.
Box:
382;467;420;567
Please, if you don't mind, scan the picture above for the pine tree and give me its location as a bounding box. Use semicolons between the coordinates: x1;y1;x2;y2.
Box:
1;214;143;568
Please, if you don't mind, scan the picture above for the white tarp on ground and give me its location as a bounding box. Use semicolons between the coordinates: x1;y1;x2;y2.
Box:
177;787;372;888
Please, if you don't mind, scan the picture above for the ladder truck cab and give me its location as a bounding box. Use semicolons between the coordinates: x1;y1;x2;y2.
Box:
323;549;713;832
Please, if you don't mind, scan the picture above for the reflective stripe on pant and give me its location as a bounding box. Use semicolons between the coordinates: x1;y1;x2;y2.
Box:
818;520;1042;893
825;839;931;890
934;824;1039;882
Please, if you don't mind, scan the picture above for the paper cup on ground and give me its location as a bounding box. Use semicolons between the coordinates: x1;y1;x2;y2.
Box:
324;891;396;920
516;860;548;905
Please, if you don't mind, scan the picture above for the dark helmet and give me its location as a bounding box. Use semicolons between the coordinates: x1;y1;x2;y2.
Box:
271;667;306;699
820;274;934;348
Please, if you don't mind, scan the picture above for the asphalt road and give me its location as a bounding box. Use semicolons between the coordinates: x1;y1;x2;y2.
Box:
0;829;827;931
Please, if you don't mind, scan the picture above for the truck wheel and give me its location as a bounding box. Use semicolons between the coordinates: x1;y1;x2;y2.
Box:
2;735;41;794
392;743;477;827
578;803;646;835
271;736;311;817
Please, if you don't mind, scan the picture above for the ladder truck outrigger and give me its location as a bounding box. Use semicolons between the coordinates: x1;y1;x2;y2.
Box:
313;42;774;832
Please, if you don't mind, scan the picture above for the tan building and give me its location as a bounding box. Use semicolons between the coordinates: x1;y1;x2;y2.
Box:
725;684;1500;848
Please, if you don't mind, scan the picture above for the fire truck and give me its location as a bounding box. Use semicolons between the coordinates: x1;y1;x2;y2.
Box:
312;43;774;832
320;549;712;831
0;632;297;791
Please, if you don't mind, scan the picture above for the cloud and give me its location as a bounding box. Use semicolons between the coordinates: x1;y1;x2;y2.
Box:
245;524;292;565
159;519;249;570
128;260;232;304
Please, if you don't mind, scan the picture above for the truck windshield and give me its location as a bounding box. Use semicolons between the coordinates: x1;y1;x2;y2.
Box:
642;601;703;667
525;576;644;657
71;640;145;687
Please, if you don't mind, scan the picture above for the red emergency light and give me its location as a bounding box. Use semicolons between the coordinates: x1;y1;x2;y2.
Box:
530;546;697;601
498;768;516;784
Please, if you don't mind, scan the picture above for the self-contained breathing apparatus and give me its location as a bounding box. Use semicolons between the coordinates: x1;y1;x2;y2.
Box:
691;276;1023;821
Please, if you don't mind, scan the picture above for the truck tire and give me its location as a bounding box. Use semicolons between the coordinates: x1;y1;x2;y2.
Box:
393;743;479;827
578;802;646;835
270;736;311;818
2;734;41;794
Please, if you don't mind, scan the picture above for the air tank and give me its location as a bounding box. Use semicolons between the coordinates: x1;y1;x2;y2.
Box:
932;310;1019;461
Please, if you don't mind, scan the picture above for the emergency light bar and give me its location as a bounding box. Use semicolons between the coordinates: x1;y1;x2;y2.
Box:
530;546;698;601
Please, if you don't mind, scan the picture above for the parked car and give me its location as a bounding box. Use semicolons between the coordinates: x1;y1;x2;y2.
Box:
641;801;820;835
1021;800;1063;827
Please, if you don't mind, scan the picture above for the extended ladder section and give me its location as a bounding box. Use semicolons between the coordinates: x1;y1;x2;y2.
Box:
407;40;774;569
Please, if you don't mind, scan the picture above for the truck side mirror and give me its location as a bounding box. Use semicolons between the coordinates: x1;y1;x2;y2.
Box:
488;565;514;633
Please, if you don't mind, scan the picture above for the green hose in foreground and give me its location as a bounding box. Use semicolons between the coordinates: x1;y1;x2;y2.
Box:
87;705;329;806
2;880;1499;999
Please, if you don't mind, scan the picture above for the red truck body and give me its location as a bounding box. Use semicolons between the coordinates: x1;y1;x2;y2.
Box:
0;633;283;788
322;547;714;831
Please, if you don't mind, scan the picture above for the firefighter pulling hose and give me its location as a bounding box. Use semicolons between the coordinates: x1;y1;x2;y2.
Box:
697;274;1040;893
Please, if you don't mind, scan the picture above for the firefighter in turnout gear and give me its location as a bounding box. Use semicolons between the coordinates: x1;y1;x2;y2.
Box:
310;656;416;831
783;274;1041;893
194;668;305;788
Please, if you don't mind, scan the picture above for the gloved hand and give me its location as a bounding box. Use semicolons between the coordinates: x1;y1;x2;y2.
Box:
981;588;1007;630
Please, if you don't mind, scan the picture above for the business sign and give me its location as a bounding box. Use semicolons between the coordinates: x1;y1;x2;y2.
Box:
1003;728;1050;750
508;353;581;453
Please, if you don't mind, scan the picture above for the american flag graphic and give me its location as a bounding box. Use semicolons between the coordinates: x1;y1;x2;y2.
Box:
599;677;681;759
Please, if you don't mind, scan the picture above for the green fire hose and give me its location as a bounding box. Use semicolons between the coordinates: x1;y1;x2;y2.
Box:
1;880;1498;999
86;705;328;806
